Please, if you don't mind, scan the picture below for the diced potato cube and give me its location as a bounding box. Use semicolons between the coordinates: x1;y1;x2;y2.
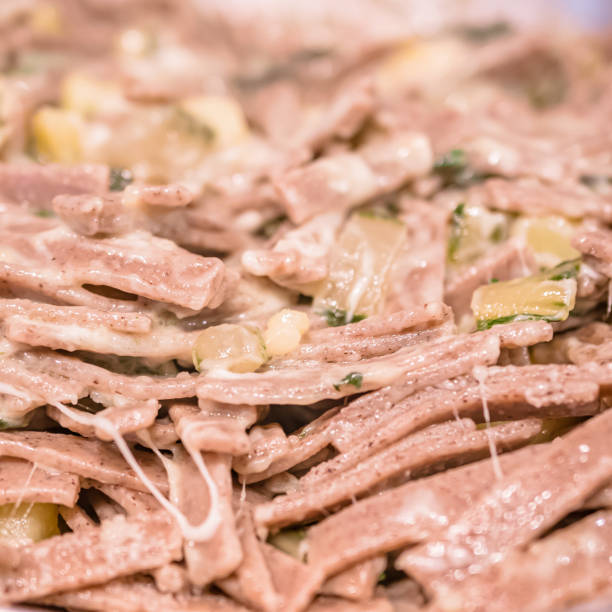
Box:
448;203;508;264
264;309;310;357
471;275;577;329
31;106;82;163
0;503;59;546
314;212;406;319
177;95;248;149
61;73;125;117
30;3;62;36
512;215;580;268
193;324;266;373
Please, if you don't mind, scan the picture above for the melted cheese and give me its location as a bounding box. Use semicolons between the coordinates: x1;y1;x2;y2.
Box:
472;365;503;481
51;401;221;542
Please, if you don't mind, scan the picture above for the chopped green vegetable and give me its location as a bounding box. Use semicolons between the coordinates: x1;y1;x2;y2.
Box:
547;258;580;281
322;308;367;327
434;149;467;173
458;21;512;43
358;201;400;220
472;262;578;331
109;167;133;191
447;202;466;261
378;571;387;583
490;278;499;284
476;314;549;331
333;371;363;391
34;209;55;218
434;149;491;188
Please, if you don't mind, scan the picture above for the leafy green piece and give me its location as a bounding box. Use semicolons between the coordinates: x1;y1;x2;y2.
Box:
547;258;580;281
458;21;512;43
447;202;466;261
378;572;387;583
490;278;499;284
434;149;467;173
34;209;55;218
358;201;400;221
434;149;496;187
333;371;363;391
476;314;549;331
109;167;133;192
434;149;471;188
322;308;367;327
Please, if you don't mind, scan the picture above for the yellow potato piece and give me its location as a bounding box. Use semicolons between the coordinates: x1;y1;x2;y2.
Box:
178;95;248;149
471;276;577;326
314;213;406;319
512;216;580;268
0;503;59;546
61;73;125;117
193;324;266;373
31;106;82;163
30;3;62;36
264;309;310;357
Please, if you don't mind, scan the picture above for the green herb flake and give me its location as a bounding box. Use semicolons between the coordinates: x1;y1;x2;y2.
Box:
109;167;133;192
447;202;466;261
434;149;494;187
434;149;467;172
34;209;55;218
322;308;367;327
489;277;499;284
458;21;512;43
358;201;401;221
476;313;549;331
547;258;580;281
378;571;387;583
333;371;363;391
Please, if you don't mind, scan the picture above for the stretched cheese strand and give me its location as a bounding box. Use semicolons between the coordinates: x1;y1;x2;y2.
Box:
51;401;221;542
472;365;504;481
